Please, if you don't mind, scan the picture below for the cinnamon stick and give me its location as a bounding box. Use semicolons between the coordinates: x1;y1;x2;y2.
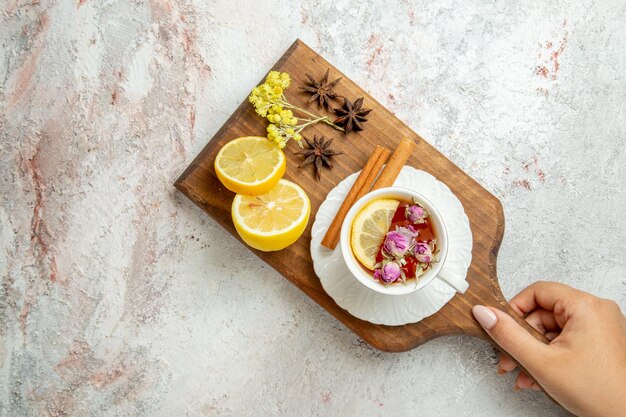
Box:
320;146;388;250
353;147;391;202
371;137;416;190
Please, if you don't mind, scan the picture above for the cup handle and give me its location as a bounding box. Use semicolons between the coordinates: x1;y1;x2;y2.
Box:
436;271;469;293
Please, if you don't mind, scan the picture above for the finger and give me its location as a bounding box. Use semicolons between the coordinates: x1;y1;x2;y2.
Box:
498;311;560;374
515;370;536;390
473;306;551;374
498;353;517;374
545;331;559;341
509;281;584;315
524;309;560;333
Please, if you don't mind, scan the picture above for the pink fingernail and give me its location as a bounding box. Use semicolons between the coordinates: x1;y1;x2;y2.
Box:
472;305;497;330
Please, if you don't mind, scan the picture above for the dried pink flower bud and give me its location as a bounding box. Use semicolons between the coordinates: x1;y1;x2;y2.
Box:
406;203;428;224
414;241;433;263
379;261;402;283
383;230;411;258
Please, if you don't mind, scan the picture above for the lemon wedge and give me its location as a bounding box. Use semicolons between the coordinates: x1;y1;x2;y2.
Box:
215;136;286;196
232;179;311;251
350;199;399;269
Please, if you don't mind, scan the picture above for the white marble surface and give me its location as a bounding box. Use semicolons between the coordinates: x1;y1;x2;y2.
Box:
1;1;625;416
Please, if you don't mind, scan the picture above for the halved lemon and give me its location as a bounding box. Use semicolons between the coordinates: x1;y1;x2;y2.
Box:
350;199;399;269
214;136;286;196
232;179;311;252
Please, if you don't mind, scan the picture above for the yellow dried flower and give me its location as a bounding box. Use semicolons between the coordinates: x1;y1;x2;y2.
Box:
248;71;342;147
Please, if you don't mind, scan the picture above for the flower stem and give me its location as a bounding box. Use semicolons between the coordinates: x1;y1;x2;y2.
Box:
281;100;345;132
320;116;345;132
296;116;327;131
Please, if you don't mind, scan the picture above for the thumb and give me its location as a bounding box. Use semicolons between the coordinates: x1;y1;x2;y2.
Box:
472;305;550;372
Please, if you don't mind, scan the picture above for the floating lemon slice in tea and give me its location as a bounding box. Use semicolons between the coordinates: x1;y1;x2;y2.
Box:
215;136;286;196
232;179;311;252
350;199;399;269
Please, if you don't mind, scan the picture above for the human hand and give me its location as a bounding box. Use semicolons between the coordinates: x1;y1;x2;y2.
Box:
472;281;626;417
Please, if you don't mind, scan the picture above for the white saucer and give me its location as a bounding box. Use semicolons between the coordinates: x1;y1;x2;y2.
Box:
310;166;473;326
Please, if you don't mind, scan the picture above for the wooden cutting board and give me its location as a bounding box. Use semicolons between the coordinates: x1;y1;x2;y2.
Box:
175;39;547;352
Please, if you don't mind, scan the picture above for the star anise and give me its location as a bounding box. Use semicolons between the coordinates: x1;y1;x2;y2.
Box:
296;135;342;180
333;97;372;134
300;69;342;109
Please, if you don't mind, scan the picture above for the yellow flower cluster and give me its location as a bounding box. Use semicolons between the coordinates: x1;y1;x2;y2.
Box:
267;105;302;148
267;105;296;125
248;70;342;148
249;71;302;148
266;71;291;89
248;71;291;117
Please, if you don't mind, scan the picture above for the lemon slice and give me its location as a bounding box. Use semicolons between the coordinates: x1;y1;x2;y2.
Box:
350;199;400;269
215;136;286;195
232;179;311;252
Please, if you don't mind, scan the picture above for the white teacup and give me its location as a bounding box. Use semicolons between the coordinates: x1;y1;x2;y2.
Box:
340;187;450;295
